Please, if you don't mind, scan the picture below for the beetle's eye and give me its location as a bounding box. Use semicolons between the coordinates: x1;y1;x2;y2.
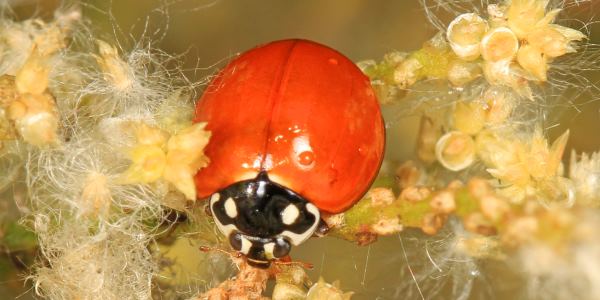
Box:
281;204;300;225
229;232;242;251
273;238;291;258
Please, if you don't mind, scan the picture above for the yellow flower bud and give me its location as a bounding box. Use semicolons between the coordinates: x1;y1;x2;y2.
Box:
307;278;353;300
164;123;211;200
15;50;50;95
95;40;134;91
446;13;488;61
453;100;486;135
516;44;547;81
435;131;476;171
134;123;168;147
527;26;567;58
507;0;547;39
526;130;569;179
80;172;112;217
528;25;586;58
122;145;167;183
481;27;519;62
15;111;59;146
7;100;27;120
481;87;515;125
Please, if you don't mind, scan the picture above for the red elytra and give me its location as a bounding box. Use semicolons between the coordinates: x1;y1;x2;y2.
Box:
193;39;384;213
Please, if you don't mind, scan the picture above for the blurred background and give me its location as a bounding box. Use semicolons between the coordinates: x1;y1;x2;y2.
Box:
3;0;600;299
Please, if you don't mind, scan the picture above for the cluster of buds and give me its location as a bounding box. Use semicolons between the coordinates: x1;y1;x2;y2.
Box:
121;122;211;201
0;13;76;147
392;174;577;253
477;128;570;203
0;64;59;147
447;0;585;92
414;86;516;171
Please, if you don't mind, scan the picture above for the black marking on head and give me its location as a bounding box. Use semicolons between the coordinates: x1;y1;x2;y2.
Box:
210;172;319;264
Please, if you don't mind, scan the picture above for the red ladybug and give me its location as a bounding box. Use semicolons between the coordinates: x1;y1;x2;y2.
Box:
194;39;384;267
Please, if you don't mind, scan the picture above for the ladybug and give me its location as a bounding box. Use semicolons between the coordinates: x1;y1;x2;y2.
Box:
194;39;385;268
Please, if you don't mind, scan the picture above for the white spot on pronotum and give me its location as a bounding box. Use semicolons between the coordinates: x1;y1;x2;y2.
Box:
281;204;300;225
240;236;252;255
281;202;320;246
210;193;220;203
210;193;237;237
263;242;275;259
224;197;238;218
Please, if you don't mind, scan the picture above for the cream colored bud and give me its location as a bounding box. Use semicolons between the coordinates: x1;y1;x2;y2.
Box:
393;57;422;88
371;217;403;235
166;122;210;168
517;44;547;81
395;160;423;189
526;130;569;179
475;130;513;168
447;60;481;86
7;100;27;120
80;172;112;217
272;283;306;300
430;190;456;214
507;0;547;39
368;187;396;207
453;100;486;135
447;13;488;60
528;25;586;58
481;27;519;62
96;40;134;91
400;186;431;202
15;51;50;95
527;27;567;58
134;123;168;146
307;278;352;300
435;131;476;171
122;145;166;183
15;111;59;146
550;24;586;53
164;123;211;200
481;87;515;125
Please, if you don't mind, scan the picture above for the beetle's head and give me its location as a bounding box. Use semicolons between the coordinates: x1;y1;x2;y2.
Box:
209;172;320;268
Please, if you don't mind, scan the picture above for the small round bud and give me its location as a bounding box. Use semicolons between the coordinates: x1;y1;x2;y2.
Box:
517;44;547;81
481;27;519;62
447;13;488;61
435;131;476;171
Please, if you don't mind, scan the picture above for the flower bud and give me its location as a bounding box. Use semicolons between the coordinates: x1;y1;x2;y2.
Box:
447;13;488;61
435;131;476;171
453;100;486;135
481;27;519;62
517;44;547;81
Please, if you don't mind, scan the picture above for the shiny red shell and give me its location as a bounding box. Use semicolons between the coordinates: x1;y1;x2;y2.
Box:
193;39;384;213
